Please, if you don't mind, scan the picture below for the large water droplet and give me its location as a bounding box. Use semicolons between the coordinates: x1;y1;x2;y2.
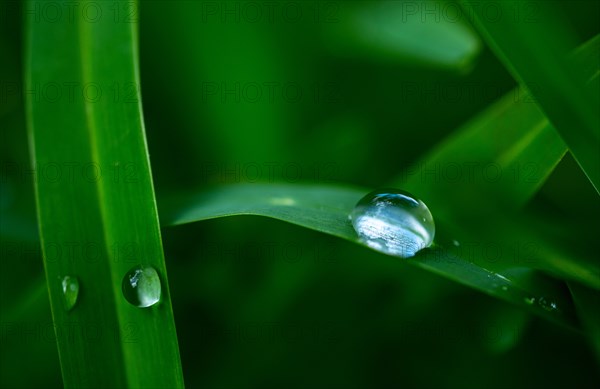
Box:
350;189;435;258
61;276;79;311
122;266;161;308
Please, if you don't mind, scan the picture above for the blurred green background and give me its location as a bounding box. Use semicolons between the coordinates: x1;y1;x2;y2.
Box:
2;1;600;388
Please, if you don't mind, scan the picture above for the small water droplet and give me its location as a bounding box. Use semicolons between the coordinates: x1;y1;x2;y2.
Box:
349;189;435;258
61;276;79;311
452;239;460;247
538;297;558;312
122;265;161;308
501;286;508;291
524;297;536;305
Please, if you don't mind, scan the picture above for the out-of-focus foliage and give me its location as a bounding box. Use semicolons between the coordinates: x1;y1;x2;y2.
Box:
1;1;599;388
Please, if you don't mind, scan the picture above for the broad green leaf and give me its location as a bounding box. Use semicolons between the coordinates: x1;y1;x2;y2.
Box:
25;1;183;387
161;183;579;329
324;1;482;71
461;1;600;193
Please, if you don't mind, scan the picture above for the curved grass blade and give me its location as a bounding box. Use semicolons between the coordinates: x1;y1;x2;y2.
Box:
388;34;600;290
25;1;183;387
163;184;362;240
161;183;579;329
324;1;482;71
460;2;600;193
389;89;600;289
392;33;599;214
392;90;565;215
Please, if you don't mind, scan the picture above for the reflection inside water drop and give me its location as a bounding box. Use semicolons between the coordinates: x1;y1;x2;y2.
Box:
122;265;161;308
350;189;435;258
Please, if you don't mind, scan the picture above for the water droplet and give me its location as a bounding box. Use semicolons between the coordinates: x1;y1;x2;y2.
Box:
349;189;435;258
538;297;558;312
495;274;510;282
122;266;161;308
524;297;536;305
452;239;460;247
61;276;79;311
501;286;508;291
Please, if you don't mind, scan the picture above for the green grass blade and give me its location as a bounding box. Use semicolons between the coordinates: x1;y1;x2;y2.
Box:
163;184;361;240
161;183;579;329
386;34;600;290
25;1;183;387
461;2;600;193
325;1;482;70
392;33;599;214
392;90;565;213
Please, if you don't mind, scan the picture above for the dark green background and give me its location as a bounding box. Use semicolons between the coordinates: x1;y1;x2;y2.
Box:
2;1;599;388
